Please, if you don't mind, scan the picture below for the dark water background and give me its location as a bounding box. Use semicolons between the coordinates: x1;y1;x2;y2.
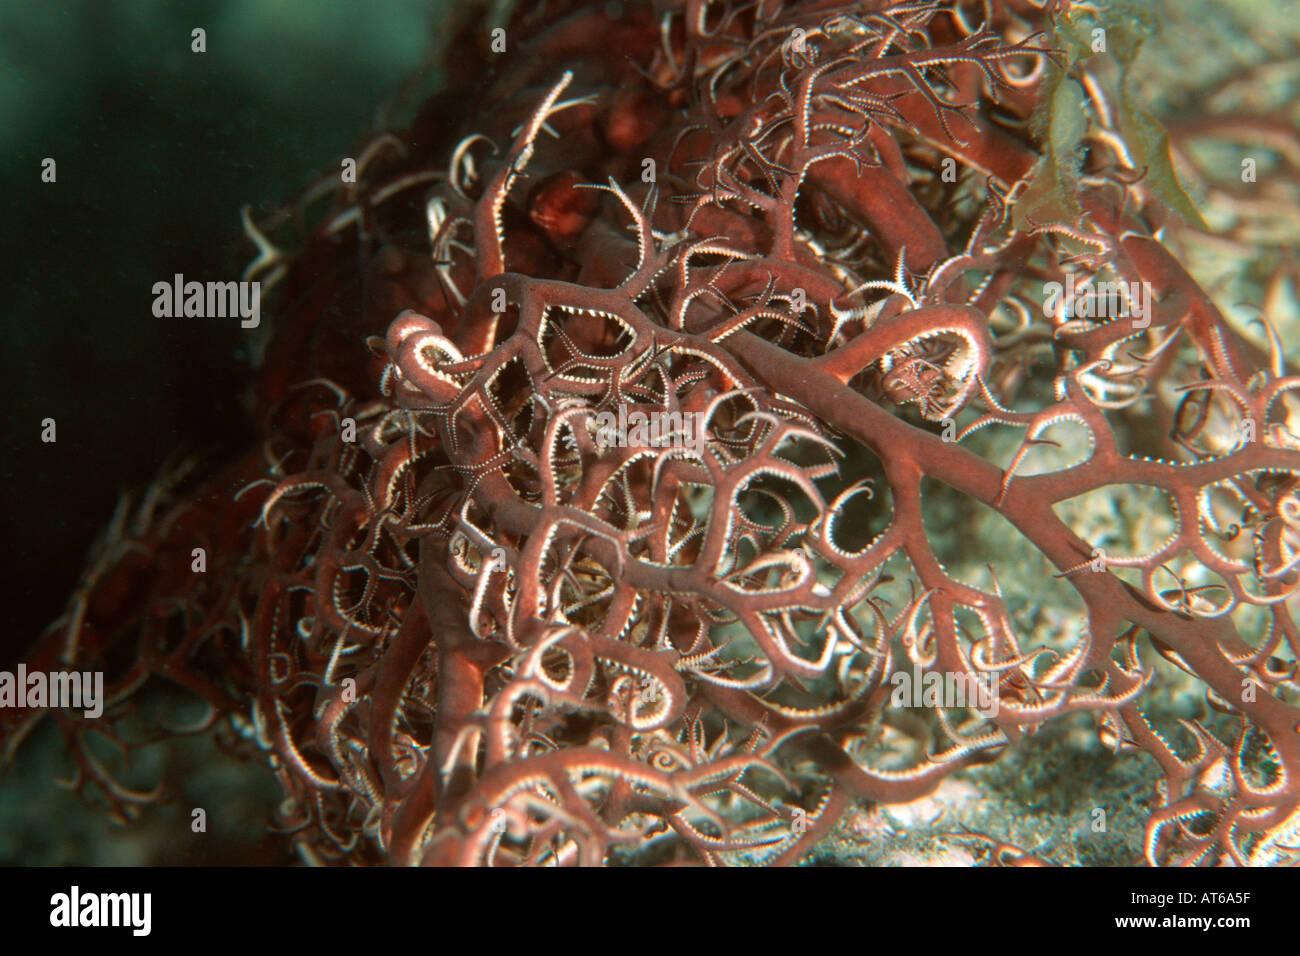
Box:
0;0;446;667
